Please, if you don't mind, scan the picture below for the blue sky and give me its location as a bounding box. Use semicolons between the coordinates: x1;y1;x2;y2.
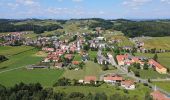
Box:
0;0;170;19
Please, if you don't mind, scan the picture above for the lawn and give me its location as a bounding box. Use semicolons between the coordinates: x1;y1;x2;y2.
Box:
110;35;134;47
0;48;42;71
0;46;34;57
131;67;169;79
152;81;170;93
63;61;119;80
0;69;64;87
73;54;82;61
54;83;151;100
142;37;170;50
89;50;97;60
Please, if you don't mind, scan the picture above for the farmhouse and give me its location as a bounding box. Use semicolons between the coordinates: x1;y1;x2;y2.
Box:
84;76;97;84
148;59;167;74
150;90;170;100
103;74;123;84
121;80;135;90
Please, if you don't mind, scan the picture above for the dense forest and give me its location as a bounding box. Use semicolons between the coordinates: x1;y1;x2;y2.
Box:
0;19;170;37
0;82;152;100
0;19;63;34
113;20;170;37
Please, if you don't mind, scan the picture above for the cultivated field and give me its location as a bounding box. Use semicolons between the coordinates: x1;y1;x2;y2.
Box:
141;37;170;50
153;81;170;92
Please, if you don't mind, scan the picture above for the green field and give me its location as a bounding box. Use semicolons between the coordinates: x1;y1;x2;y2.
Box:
0;46;34;57
54;83;151;100
63;61;120;80
0;48;42;71
153;81;170;93
0;69;64;87
0;46;64;87
141;37;170;50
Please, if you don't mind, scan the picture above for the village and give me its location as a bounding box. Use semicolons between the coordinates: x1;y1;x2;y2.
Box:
1;27;170;99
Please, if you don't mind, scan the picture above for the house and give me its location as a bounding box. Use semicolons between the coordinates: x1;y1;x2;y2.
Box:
121;80;135;90
116;54;128;66
149;59;167;74
150;90;170;100
103;74;123;84
65;54;73;60
54;63;63;69
72;61;80;65
42;47;54;52
84;76;97;84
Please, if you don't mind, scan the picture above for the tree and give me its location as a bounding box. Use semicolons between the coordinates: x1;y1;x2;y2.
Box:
94;57;98;63
143;62;149;70
69;92;85;99
94;92;107;100
134;71;140;77
153;53;158;61
102;65;109;71
145;92;153;100
54;77;71;86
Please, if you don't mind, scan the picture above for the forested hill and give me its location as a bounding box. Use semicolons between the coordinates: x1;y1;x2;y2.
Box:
113;20;170;37
0;18;170;37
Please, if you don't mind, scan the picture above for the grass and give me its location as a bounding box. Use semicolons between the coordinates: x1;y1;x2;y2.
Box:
0;68;64;87
131;67;169;79
0;46;64;87
110;35;134;47
141;37;170;50
152;81;170;93
63;61;119;80
0;46;34;57
73;54;82;61
54;83;151;100
89;50;97;60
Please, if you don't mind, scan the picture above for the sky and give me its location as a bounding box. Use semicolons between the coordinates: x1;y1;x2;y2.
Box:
0;0;170;19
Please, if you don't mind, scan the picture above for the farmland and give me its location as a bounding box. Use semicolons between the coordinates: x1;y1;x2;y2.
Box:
140;37;170;50
0;46;64;87
0;69;64;87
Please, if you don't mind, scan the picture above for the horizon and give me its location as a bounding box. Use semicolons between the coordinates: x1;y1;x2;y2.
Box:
1;0;170;19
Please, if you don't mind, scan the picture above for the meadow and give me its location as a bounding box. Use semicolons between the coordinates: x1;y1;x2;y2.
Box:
54;83;151;100
152;81;170;93
141;37;170;50
63;61;120;80
0;46;64;87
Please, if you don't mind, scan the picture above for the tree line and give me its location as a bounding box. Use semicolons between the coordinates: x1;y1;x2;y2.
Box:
0;23;63;34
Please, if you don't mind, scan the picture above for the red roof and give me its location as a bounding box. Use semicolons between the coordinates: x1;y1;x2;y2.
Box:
149;59;166;69
72;61;80;65
104;75;123;81
116;54;128;62
121;80;134;87
151;91;170;100
84;76;96;82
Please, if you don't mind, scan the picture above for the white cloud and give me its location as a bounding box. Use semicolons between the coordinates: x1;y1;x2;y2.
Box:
161;0;170;4
123;0;152;9
57;0;83;2
16;0;40;7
